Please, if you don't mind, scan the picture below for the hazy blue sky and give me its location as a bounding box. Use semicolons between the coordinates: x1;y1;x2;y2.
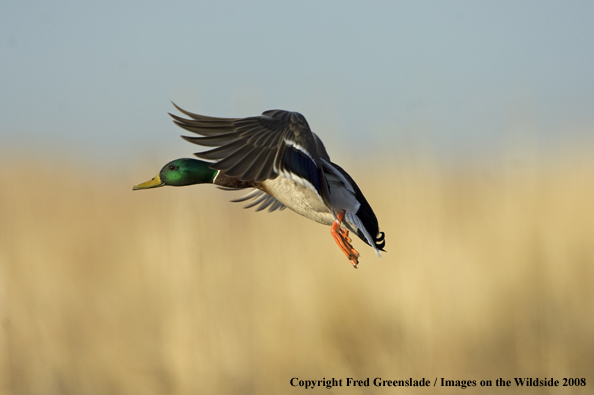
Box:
2;1;593;165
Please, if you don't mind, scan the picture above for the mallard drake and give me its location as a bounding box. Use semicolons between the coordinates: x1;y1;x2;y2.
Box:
134;104;385;268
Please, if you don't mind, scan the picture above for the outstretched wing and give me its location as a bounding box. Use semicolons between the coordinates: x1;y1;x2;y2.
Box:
170;103;333;208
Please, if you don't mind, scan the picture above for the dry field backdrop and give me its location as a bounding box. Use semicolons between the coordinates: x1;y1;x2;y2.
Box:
1;148;593;394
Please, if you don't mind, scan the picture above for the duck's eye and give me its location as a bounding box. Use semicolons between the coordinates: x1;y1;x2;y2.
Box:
169;165;176;171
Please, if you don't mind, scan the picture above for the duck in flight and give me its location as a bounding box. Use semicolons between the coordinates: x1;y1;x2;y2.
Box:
133;104;385;268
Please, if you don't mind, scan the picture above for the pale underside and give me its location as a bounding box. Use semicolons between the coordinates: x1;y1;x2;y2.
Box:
261;176;335;226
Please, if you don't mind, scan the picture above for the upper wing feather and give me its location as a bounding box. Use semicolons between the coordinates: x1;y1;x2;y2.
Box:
169;103;329;184
170;103;335;215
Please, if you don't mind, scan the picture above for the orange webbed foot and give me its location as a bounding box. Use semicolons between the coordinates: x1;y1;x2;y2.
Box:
330;212;360;268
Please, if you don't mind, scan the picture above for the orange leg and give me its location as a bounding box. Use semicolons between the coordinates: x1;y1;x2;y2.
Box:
330;212;360;268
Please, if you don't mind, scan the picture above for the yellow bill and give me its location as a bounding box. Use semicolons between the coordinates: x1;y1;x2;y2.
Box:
133;174;164;190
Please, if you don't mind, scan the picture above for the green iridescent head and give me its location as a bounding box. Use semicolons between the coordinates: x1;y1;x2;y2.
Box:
133;158;218;190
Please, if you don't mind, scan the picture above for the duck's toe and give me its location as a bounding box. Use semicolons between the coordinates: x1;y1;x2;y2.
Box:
331;222;360;268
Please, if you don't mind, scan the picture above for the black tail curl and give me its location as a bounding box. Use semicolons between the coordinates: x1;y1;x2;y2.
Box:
375;231;386;251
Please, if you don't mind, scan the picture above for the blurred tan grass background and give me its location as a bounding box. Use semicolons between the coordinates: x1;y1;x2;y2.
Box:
1;147;593;394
